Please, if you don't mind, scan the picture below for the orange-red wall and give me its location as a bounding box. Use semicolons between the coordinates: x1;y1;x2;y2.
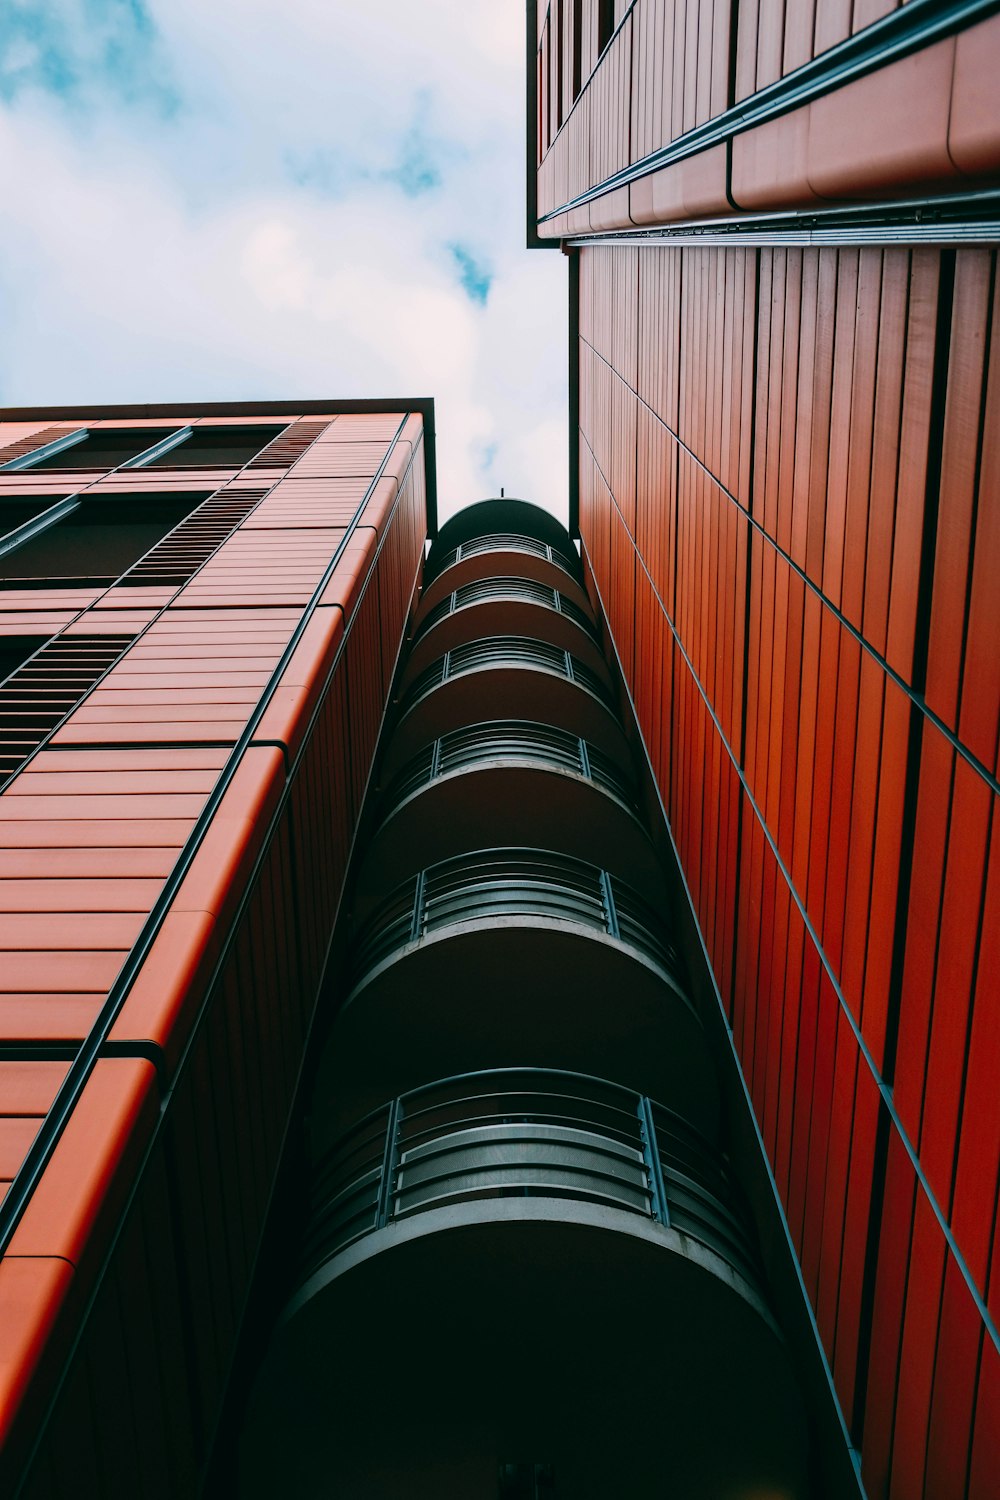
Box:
0;413;428;1491
534;2;1000;235
577;241;999;1498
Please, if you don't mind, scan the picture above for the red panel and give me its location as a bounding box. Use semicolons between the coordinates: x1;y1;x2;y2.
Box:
106;910;219;1074
800;967;839;1302
832;1062;880;1419
949;13;1000;176
862;1130;916;1499
951;822;1000;1286
860;676;910;1068
893;725;953;1145
862;250;909;653
807;40;959;201
7;1059;158;1267
969;1334;1000;1499
815;1012;861;1358
925;250;993;729
0;1258;75;1453
888;1189;946;1499
254;605;345;760
730;108;819;210
838;653;883;1025
924;1254;983;1497
958;271;1000;770
919;755;991;1209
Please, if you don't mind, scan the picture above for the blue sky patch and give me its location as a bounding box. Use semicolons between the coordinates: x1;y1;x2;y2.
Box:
0;0;180;115
448;242;491;305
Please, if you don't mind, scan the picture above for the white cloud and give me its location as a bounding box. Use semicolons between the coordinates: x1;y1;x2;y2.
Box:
0;0;568;524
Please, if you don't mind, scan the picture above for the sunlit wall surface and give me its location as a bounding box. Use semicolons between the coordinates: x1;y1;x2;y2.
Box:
532;3;1000;1496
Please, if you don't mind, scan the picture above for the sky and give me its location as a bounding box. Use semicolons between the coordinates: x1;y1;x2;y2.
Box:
0;0;569;524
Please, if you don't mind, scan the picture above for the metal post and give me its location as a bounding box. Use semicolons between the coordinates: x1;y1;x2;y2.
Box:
410;870;427;943
637;1095;670;1227
599;869;620;940
375;1097;403;1230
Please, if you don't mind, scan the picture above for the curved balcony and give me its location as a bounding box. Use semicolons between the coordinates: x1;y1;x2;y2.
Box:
355;720;665;913
426;496;579;577
404;575;605;683
315;848;717;1143
240;1070;807;1500
383;636;627;776
419;533;590;615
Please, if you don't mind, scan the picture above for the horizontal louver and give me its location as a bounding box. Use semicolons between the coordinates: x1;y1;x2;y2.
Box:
121;487;269;586
0;425;75;469
245;419;330;469
0;634;135;783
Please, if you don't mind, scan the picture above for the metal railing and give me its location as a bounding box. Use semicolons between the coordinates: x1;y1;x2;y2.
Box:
398;636;614;717
417;575;594;636
350;847;684;985
378;720;636;817
302;1068;762;1294
425;532;579;583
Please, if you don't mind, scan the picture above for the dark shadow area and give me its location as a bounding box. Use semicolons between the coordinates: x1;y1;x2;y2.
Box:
0;492;210;583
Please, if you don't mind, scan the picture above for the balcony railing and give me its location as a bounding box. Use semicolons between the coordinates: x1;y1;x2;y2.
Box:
424;531;579;584
398;636;613;718
416;575;594;636
301;1068;762;1295
378;720;637;815
351;847;684;988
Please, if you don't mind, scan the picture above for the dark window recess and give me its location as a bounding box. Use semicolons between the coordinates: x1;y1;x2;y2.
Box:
0;493;208;586
26;429;175;471
499;1464;556;1499
143;424;285;469
0;496;72;540
597;0;615;56
245;419;330;469
572;0;583;100
555;0;564;131
0;637;47;691
0;426;76;469
0;633;135;783
121;486;269;586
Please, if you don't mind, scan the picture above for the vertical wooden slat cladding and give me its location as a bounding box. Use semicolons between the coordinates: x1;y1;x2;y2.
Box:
0;412;428;1494
578;240;1000;1494
535;2;999;230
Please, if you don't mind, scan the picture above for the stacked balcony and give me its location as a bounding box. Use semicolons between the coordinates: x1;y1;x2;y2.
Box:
240;499;807;1498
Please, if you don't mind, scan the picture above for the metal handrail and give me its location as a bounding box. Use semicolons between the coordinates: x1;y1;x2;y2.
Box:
302;1067;762;1292
425;532;579;583
377;720;636;816
416;575;594;636
398;636;613;716
350;847;684;985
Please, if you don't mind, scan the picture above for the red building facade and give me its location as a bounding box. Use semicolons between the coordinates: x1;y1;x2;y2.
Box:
532;3;1000;1496
0;406;432;1491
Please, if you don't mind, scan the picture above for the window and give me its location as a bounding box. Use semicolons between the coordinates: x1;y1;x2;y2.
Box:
24;428;181;471
0;492;210;585
597;0;615;57
0;495;71;535
555;0;564;132
143;424;285;468
0;636;46;689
